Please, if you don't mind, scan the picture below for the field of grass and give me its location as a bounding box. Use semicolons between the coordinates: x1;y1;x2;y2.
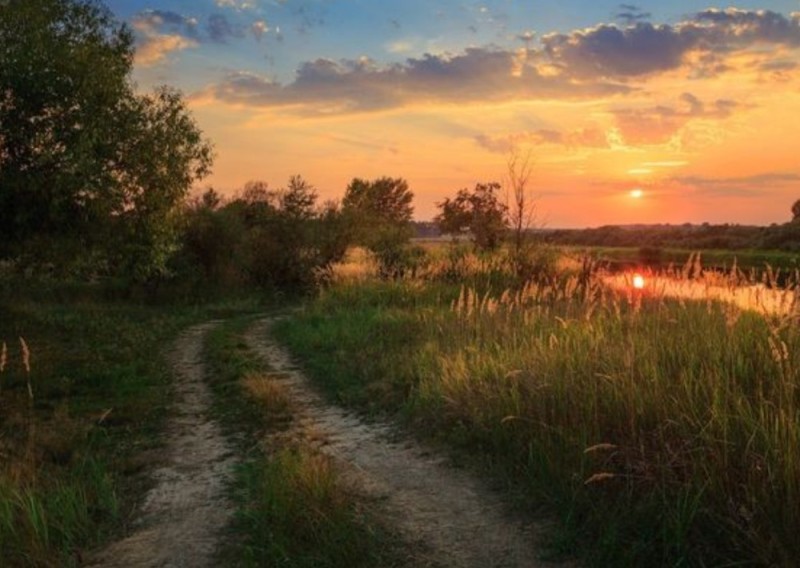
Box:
0;281;259;567
274;250;800;567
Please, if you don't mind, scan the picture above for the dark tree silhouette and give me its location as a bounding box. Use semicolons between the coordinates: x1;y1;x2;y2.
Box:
792;199;800;222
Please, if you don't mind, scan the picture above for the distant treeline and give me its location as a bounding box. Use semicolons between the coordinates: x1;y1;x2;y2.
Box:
543;222;800;251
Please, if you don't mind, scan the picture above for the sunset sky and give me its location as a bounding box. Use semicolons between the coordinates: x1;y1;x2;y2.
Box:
105;0;800;227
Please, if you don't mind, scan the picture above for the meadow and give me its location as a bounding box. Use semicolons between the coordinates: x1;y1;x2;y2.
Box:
2;243;799;566
274;245;800;567
0;278;257;566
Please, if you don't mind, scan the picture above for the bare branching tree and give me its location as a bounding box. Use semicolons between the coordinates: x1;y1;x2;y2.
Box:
506;150;540;276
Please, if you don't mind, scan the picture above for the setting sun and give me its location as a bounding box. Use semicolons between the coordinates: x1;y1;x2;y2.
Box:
630;189;644;199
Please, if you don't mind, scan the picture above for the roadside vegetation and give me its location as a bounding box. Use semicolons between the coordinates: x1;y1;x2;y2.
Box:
0;291;215;566
275;249;800;567
204;319;408;568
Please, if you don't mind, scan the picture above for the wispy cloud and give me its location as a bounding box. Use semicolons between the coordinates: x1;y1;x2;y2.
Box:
474;127;609;153
207;13;245;43
131;7;278;56
131;10;199;66
612;93;746;144
615;4;651;25
195;8;800;115
671;172;800;197
215;0;258;10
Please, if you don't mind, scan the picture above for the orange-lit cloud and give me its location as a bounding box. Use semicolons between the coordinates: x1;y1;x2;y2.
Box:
132;10;199;66
611;93;745;145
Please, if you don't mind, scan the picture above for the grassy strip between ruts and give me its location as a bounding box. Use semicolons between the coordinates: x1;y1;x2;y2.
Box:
273;277;800;567
0;294;252;567
203;317;408;568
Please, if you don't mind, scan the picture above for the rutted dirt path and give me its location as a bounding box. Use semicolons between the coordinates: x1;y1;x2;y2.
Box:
246;318;559;568
87;322;236;568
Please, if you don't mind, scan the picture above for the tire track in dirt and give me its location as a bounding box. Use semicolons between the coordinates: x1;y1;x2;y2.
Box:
246;317;562;568
87;322;236;568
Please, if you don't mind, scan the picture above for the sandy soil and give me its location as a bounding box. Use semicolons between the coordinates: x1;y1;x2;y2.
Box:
86;322;237;568
246;318;562;568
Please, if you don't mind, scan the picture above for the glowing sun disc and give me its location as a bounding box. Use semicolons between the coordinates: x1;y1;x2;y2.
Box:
630;189;644;198
633;274;645;289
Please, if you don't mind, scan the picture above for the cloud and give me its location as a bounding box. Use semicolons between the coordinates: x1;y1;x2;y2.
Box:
386;40;415;54
615;4;651;25
215;0;258;10
197;48;632;115
195;8;800;115
132;9;199;38
541;9;800;80
132;9;269;51
251;20;270;41
475;127;609;153
135;34;198;66
131;10;199;66
671;172;800;196
207;13;246;43
612;93;745;144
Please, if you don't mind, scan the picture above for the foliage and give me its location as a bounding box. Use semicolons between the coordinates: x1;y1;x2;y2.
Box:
435;182;508;251
179;177;350;294
276;263;800;567
547;221;800;253
638;246;663;266
0;0;213;281
341;177;415;277
0;295;209;565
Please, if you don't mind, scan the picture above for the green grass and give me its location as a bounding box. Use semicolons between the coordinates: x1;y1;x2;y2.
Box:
0;292;261;567
275;275;800;567
204;318;407;568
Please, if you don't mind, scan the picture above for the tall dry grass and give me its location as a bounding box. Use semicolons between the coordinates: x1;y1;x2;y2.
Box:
277;250;800;566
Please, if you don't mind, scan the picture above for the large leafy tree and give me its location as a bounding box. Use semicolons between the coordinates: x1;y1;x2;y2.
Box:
0;0;213;279
342;177;414;238
436;182;508;251
341;177;415;276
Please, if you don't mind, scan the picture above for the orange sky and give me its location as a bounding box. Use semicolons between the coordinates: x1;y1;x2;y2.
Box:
115;2;800;227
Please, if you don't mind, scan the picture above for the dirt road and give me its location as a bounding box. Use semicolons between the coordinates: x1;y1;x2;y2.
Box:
87;322;236;568
246;318;557;568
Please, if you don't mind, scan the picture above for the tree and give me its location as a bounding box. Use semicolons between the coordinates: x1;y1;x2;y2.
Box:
280;175;318;221
505;151;552;279
342;177;415;277
342;177;414;237
179;177;351;293
0;0;213;280
112;87;213;280
792;199;800;222
435;182;508;251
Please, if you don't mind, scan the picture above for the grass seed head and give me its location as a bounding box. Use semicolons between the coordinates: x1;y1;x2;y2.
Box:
19;337;30;374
